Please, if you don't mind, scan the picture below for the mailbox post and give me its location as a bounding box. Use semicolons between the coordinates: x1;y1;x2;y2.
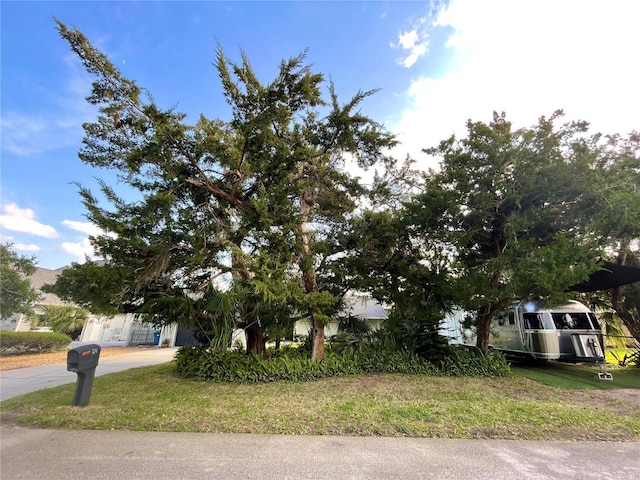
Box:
67;344;101;406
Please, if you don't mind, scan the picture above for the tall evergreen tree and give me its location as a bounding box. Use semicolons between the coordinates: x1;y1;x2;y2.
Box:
54;21;395;359
418;111;602;351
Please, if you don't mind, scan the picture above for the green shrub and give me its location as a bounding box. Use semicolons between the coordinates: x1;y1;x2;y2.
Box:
174;343;510;383
437;347;511;377
611;345;639;368
0;330;73;355
371;314;454;363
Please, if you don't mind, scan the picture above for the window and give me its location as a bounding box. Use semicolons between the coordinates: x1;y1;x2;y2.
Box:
551;313;594;330
523;313;544;329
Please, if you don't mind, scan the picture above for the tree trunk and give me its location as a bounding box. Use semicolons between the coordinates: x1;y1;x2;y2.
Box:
231;242;268;356
610;240;640;342
475;304;498;352
245;321;267;356
310;314;325;362
612;285;640;341
304;260;324;362
298;190;325;362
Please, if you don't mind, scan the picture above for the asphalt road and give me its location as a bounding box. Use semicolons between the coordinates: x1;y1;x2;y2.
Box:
1;426;639;479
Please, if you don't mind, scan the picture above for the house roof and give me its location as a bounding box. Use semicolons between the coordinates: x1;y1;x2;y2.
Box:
29;266;68;306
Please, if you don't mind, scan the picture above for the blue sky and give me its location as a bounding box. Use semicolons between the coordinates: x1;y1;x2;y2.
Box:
1;0;639;270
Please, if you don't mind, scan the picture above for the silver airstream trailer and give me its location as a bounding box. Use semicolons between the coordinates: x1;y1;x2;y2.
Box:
442;300;605;362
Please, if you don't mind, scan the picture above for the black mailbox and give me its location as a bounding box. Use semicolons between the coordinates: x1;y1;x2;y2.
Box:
67;344;101;406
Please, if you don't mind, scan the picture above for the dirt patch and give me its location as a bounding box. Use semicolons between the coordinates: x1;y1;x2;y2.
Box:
610;388;640;404
0;347;154;371
587;388;640;410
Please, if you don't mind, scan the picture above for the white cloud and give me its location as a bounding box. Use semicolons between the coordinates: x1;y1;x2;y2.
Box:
12;243;41;252
62;219;106;237
392;0;640;169
392;17;432;68
0;234;41;252
58;219;118;263
0;203;58;238
397;29;419;49
60;238;102;263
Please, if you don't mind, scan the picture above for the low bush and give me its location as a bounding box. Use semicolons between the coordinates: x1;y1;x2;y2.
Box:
174;344;510;383
0;330;72;355
437;347;511;377
611;345;639;368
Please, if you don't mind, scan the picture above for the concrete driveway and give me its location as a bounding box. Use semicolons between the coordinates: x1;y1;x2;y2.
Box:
0;347;178;401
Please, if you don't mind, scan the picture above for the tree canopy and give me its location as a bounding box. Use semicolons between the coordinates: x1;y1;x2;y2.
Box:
48;20;640;357
52;20;397;360
0;244;40;320
402;112;607;349
588;132;640;340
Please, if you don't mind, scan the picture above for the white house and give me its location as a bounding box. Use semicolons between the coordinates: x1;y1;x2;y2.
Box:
0;266;69;332
0;266;161;347
293;294;388;339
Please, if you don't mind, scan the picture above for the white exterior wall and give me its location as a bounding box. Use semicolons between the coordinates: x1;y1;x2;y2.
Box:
159;323;178;347
0;313;26;332
79;313;143;345
0;315;17;331
440;310;475;345
231;328;246;349
294;319;341;339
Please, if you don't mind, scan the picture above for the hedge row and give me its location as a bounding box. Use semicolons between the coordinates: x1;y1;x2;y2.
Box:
174;344;510;383
0;330;72;355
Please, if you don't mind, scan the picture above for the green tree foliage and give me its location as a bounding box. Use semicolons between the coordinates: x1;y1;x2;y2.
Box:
0;244;40;319
50;20;638;363
323;152;456;359
38;304;89;339
328;205;455;360
53;21;395;360
416;111;602;350
590;133;640;341
42;260;129;316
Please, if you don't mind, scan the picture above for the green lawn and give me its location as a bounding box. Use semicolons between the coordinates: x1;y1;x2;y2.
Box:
1;362;639;441
512;361;640;389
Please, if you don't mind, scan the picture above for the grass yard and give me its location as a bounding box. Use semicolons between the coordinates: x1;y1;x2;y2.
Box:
512;361;640;389
1;362;639;441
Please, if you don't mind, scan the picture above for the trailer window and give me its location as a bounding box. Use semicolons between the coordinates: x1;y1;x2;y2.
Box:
551;313;594;330
523;313;543;329
508;312;516;325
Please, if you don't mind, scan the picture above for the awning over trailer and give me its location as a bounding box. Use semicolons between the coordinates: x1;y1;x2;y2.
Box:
569;262;640;292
